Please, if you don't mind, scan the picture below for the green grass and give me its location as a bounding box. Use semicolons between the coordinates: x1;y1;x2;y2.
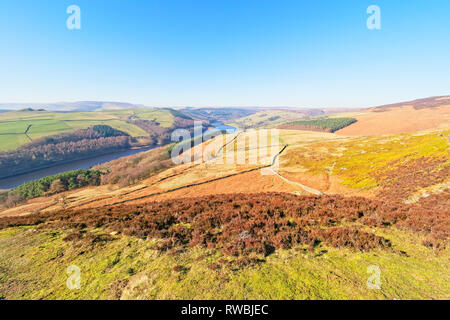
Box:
0;135;30;151
0;109;174;151
282;130;450;190
26;120;73;140
63;120;148;137
0;226;448;300
0;119;73;151
133;109;174;127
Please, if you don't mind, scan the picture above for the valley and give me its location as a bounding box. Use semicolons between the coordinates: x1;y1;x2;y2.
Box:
0;107;240;186
3;0;450;305
0;97;449;300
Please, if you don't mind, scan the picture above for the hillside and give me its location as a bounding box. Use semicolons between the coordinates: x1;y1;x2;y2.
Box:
335;97;450;136
0;108;181;152
0;108;200;180
0;191;449;299
2;127;448;213
0;125;132;180
0;98;449;300
228;109;323;129
179;107;257;122
369;96;450;111
0;101;149;112
0;127;448;299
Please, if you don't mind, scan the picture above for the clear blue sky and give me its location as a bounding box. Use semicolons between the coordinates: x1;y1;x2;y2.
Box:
1;0;449;108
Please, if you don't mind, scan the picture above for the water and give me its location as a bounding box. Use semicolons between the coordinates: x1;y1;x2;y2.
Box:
0;122;237;190
204;122;237;135
0;146;155;189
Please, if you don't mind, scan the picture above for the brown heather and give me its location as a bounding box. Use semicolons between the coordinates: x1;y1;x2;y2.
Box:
0;192;447;259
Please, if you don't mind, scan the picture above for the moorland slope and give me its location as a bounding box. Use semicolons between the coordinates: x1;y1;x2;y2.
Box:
335;97;450;136
0;97;449;300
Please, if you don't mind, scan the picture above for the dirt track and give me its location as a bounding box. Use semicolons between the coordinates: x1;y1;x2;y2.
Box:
269;167;323;195
104;145;290;206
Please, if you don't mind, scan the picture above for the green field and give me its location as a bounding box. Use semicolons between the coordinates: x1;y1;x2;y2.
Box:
131;109;175;127
0;109;175;151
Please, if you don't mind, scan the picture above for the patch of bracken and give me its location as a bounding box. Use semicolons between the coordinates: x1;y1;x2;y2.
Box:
376;157;449;205
0;192;447;256
312;227;391;251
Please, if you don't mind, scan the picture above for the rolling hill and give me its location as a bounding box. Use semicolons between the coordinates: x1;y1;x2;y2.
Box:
0;97;449;299
228;109;322;129
0;108;176;152
335;96;450;136
0;101;149;112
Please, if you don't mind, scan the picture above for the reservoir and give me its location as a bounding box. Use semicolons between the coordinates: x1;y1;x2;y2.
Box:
204;122;237;135
0;122;237;190
0;146;155;189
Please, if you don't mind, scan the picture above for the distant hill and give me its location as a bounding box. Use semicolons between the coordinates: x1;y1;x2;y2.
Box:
336;96;450;136
228;108;335;129
17;108;46;112
369;96;450;112
179;107;258;122
0;101;149;112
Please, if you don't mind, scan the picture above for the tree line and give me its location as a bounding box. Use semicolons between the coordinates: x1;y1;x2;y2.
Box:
1;169;101;207
280;117;357;133
0;125;131;179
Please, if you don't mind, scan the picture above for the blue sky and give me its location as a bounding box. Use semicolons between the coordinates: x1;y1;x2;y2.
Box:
1;0;449;108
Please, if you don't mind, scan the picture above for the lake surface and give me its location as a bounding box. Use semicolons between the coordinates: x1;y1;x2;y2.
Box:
205;122;237;135
0;122;237;190
0;147;155;189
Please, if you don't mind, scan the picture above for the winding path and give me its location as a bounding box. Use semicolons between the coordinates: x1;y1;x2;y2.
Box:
71;134;325;208
269;167;323;195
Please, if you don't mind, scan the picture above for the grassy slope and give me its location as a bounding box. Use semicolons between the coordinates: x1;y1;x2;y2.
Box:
229;110;307;129
0;109;174;151
280;130;450;190
0;226;448;300
131;109;174;128
0;128;448;300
